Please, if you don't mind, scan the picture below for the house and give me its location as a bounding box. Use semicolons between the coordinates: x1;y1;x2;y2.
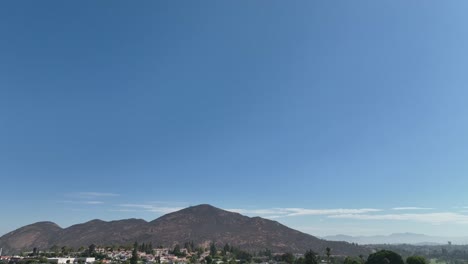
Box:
47;258;75;264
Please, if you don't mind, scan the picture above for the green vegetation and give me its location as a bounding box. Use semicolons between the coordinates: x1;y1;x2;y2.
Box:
17;241;457;264
130;242;139;264
366;250;405;264
407;256;428;264
205;255;213;264
210;242;217;257
304;250;319;264
223;243;231;255
139;242;154;254
368;243;468;264
278;252;295;264
344;256;364;264
184;241;195;253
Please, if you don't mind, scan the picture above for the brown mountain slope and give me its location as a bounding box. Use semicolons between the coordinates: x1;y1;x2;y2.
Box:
55;218;149;248
0;204;368;256
0;221;62;253
149;204;365;255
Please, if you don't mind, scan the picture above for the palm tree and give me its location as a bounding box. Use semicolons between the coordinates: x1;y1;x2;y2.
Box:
326;247;331;263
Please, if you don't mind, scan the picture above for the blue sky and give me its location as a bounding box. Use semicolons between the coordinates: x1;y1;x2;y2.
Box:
2;1;468;238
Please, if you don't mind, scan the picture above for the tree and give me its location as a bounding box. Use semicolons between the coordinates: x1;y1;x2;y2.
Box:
223;243;231;255
229;246;251;263
184;242;192;253
205;256;213;264
130;242;139;264
326;247;331;263
88;244;96;257
210;242;217;257
344;257;363;264
366;250;404;264
261;248;272;259
406;256;427;264
304;250;318;264
62;246;71;256
197;247;204;258
148;242;153;254
173;244;180;254
50;245;60;254
189;255;198;264
282;253;295;264
172;244;183;257
296;257;305;264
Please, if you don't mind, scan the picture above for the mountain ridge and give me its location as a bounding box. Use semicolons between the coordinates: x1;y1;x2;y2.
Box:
0;204;368;256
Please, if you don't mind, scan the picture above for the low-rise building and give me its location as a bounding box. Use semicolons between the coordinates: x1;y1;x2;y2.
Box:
47;257;95;264
47;258;75;264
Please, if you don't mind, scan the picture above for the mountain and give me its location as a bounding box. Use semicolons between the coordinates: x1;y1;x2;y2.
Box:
0;204;367;256
55;218;149;247
0;222;61;251
148;205;365;255
323;233;468;245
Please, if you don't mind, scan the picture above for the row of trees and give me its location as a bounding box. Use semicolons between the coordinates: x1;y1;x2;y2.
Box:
366;250;427;264
254;249;427;264
16;243;431;264
369;243;468;264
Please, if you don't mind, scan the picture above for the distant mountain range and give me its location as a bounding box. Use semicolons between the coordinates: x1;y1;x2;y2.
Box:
323;233;468;245
0;204;367;256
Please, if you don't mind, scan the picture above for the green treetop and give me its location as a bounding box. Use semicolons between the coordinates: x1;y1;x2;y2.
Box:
366;250;404;264
406;256;428;264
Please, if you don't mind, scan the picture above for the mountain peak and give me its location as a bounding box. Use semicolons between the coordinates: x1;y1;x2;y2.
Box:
185;204;224;211
29;221;62;228
152;204;242;224
192;203;216;208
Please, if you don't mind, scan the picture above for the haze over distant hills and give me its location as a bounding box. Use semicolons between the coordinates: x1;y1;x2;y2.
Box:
323;233;468;245
0;204;367;256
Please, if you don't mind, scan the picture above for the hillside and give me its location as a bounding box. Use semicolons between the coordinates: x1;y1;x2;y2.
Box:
0;204;368;256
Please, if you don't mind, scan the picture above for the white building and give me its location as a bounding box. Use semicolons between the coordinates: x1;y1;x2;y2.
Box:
47;258;75;264
47;257;95;264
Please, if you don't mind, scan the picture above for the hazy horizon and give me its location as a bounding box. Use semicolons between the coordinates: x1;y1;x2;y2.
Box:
2;1;468;239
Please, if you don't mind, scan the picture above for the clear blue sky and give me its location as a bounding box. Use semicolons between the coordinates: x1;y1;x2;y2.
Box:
2;1;468;238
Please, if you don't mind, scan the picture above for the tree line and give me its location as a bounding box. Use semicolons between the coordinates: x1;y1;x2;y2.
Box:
9;243;436;264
